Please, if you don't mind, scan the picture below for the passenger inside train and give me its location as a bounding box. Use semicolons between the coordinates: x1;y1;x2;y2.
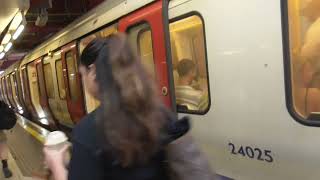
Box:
289;0;320;119
175;59;208;111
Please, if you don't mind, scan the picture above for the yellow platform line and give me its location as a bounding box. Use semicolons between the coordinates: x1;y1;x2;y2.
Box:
23;125;45;144
16;115;48;144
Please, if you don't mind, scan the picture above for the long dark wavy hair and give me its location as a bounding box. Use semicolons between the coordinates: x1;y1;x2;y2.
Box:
80;33;167;167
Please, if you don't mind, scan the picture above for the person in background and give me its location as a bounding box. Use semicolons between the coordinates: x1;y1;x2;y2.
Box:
0;131;12;178
175;59;208;111
43;33;189;180
0;100;17;178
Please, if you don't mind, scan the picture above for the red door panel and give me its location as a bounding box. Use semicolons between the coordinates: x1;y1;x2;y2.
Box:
61;42;85;123
118;1;172;107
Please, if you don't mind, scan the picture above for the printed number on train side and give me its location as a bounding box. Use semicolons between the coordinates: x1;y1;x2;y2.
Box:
228;143;274;163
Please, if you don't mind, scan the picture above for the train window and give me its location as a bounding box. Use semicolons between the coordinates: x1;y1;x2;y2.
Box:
28;63;43;118
79;25;117;53
286;0;320;121
2;78;8;105
170;15;209;114
79;25;117;113
0;80;2;101
66;51;80;101
43;63;55;99
56;60;66;99
36;63;47;98
0;78;5;101
21;67;29;103
128;23;156;77
10;73;20;108
6;76;15;107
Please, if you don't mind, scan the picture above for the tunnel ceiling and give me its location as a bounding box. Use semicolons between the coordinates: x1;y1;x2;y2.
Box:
0;0;105;70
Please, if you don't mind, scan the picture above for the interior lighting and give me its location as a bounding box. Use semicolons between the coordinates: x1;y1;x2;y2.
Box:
2;34;11;44
4;42;12;52
0;53;5;59
38;111;45;119
0;71;4;75
12;25;25;40
10;12;23;31
19;109;24;114
0;45;4;53
40;118;49;125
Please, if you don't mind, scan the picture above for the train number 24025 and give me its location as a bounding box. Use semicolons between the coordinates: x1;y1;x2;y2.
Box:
228;143;274;163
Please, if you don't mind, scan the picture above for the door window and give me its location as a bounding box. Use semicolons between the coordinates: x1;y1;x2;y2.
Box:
170;15;210;114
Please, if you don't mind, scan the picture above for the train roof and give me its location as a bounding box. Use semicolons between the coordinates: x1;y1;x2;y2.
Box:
19;0;156;66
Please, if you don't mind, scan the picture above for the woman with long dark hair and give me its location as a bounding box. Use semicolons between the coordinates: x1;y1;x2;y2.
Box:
43;33;189;180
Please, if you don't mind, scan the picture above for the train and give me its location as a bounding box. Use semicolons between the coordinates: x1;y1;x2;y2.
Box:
0;0;319;179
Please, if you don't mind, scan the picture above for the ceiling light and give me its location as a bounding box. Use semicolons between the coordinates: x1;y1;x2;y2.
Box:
12;24;25;40
10;12;23;31
2;34;11;44
0;53;5;59
0;46;3;53
4;42;13;52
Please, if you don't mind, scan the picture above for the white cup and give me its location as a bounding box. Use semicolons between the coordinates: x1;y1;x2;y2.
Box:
45;131;71;166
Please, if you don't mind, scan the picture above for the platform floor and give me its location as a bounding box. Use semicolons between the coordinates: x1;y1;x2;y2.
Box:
0;151;38;180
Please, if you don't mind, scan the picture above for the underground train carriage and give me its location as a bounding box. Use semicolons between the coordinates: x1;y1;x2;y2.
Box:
1;0;320;179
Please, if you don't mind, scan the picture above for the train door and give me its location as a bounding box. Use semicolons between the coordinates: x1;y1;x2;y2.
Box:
61;42;85;123
5;75;16;109
44;53;73;128
21;65;38;121
1;78;10;107
119;1;173;107
15;68;29;116
10;73;22;111
27;60;54;128
35;58;57;129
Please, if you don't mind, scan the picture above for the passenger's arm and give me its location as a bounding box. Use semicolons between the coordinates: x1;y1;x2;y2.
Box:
51;164;68;180
43;145;69;180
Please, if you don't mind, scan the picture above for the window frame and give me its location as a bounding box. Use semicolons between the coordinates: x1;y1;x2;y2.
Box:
6;75;15;107
127;22;157;78
10;73;19;106
65;50;80;102
0;78;5;101
281;0;320;126
169;12;211;115
21;66;31;104
36;61;47;99
55;59;66;100
43;62;55;99
78;24;118;113
78;23;118;54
